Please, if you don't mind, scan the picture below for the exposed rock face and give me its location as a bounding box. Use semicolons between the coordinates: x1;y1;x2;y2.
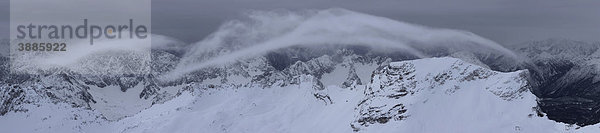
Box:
0;47;183;118
352;57;532;131
342;65;362;89
0;46;390;120
510;39;600;126
4;37;600;131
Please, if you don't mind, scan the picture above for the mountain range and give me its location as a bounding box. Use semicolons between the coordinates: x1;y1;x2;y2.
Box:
1;37;600;132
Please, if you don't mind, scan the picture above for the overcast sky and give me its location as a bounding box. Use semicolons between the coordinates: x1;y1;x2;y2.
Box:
2;0;599;45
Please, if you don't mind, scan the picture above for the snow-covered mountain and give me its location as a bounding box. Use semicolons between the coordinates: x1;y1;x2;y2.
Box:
353;57;534;131
2;55;599;132
2;8;600;132
510;38;600;126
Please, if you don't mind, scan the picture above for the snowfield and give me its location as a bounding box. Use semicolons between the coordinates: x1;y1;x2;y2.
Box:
1;57;600;133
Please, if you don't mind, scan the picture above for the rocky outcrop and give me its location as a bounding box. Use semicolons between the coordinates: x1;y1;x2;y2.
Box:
352;57;532;131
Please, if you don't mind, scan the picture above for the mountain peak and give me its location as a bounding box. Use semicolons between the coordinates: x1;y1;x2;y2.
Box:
353;57;539;132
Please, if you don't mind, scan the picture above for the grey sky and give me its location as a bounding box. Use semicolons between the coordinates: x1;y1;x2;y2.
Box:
2;0;600;45
0;0;7;39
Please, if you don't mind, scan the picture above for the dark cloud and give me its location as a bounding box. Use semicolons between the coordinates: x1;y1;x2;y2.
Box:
0;0;8;39
150;0;600;44
1;0;599;44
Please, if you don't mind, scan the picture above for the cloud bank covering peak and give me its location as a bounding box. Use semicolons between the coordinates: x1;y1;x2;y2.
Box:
164;8;518;79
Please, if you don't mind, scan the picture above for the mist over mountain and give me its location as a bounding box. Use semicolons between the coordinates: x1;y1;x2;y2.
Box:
1;8;600;132
167;8;518;79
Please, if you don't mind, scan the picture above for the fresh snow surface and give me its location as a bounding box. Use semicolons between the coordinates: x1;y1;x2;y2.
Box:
109;86;365;133
351;57;600;133
2;57;600;133
88;84;152;120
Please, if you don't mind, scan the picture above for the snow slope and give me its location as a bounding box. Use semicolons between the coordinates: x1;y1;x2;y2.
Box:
354;57;563;132
2;57;600;133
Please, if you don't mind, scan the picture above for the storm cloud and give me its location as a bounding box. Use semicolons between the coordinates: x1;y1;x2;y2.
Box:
1;0;599;44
